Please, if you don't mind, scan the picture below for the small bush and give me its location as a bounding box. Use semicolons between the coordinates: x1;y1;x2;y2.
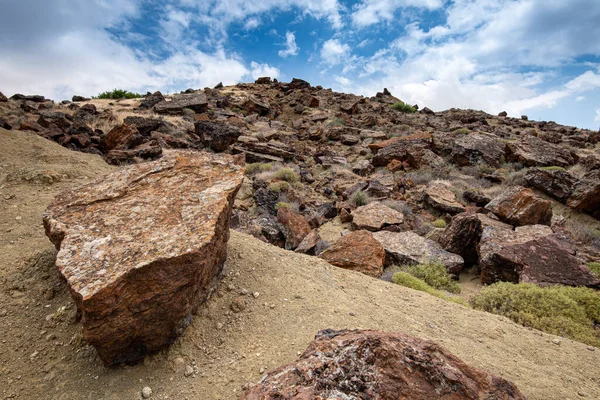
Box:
470;282;600;348
504;168;529;186
273;168;298;183
275;202;293;210
432;219;447;229
587;262;600;278
392;272;468;306
350;190;370;207
330;118;346;126
399;262;460;293
453;128;470;135
182;108;196;117
245;162;273;176
541;166;567;172
94;89;142;99
268;181;291;193
390;101;416;113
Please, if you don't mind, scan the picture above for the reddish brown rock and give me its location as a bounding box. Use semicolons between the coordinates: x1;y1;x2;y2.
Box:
103;124;143;152
439;213;483;266
241;329;525;400
424;182;466;214
567;171;600;217
277;207;311;250
154;93;208;114
19;120;45;132
294;229;322;255
485;186;552;226
319;231;385;277
42;151;245;366
506;135;577;168
450;133;505;168
351;202;404;232
524;167;578;203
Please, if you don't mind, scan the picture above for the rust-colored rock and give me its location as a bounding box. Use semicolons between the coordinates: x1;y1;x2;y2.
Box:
506;135;576;168
319;231;385;277
277;207;311;250
351;202;404;232
439;213;483;266
103;124;143;152
424;182;466;214
241;329;526;400
485;186;552;226
42;151;245;366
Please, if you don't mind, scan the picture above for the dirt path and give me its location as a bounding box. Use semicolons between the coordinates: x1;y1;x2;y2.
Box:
1;129;599;400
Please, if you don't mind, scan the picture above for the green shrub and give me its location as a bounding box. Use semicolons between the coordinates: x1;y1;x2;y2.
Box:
399;262;460;293
350;190;370;207
273;168;298;183
390;101;416;113
432;219;447;229
392;272;468;306
541;166;567;172
470;282;600;348
587;262;600;278
245;162;273;176
182;108;196;117
93;89;142;99
452;128;470;135
268;181;291;193
275;202;293;210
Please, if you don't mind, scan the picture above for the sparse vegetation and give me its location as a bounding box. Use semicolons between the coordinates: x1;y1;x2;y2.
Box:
390;101;416;113
350;190;370;207
245;162;274;176
93;89;142;100
503;168;529;186
275;202;293;210
273;167;298;183
470;282;600;348
452;128;470;135
268;181;291;193
432;219;447;229
392;272;468;306
586;262;600;278
398;262;460;294
540;166;567;172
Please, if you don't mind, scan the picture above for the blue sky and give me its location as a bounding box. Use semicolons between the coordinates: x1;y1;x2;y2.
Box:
0;0;599;129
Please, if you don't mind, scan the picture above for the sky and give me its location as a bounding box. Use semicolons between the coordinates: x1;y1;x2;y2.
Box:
0;0;599;129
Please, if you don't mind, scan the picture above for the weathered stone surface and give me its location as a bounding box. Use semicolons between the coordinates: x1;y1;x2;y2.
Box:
485;186;552;226
72;95;91;102
243;96;270;116
567;171;600;217
138;91;165;110
463;190;491;207
370;134;442;169
154;93;208;114
0;117;12;130
0;91;7;102
19;120;45;132
351;159;374;176
38;111;72;130
42;151;245;365
351;202;404;232
524;167;578;203
122;116;165;136
277;207;311;250
480;225;599;287
106;141;163;165
294;229;322;255
439;213;483;266
424;182;466;214
103;124;143;152
194;121;241;152
450;133;505;167
241;329;525;400
506;135;577;167
10;93;46;102
373;231;464;274
319;231;385;277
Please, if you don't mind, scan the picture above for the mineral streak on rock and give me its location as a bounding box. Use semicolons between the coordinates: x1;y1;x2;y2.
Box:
42;150;245;366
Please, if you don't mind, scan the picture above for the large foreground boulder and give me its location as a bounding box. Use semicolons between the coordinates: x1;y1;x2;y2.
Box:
485;186;552;226
42;151;245;365
241;329;525;400
319;230;385;277
372;231;464;275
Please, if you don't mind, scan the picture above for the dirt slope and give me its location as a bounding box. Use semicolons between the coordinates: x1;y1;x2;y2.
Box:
1;129;599;400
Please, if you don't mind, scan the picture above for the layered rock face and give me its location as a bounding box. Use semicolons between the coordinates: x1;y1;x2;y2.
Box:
485;186;552;226
241;329;526;400
42;151;245;365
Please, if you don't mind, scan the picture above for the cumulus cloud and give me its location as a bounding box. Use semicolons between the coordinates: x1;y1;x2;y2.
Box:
249;62;281;79
352;0;444;27
278;32;299;58
321;39;351;66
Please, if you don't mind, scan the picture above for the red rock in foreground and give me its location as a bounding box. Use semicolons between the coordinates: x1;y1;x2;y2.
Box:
43;150;245;366
241;329;525;400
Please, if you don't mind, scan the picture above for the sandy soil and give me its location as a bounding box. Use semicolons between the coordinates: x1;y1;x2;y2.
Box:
1;128;599;400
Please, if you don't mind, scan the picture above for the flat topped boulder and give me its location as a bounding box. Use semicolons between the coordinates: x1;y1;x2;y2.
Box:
351;201;404;231
42;150;245;366
241;329;525;400
154;93;208;114
424;182;466;214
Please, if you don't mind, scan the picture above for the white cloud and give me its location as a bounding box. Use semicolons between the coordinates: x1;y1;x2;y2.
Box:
352;0;444;27
278;31;299;58
321;39;350;66
249;61;280;79
576;96;586;102
595;108;600;122
244;17;261;30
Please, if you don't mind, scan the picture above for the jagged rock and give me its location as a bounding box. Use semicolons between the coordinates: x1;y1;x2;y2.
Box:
0;117;12;130
19;120;44;132
351;159;374;176
194;121;241;152
340;99;360;115
485;186;552;226
10;93;46;102
38;111;72;130
439;213;483;266
154;93;208;114
103;124;144;152
277;207;311;250
340;134;360;145
317;155;347;167
365;180;392;198
106;140;163;165
295;229;322;255
524;168;578;203
137;91;165;110
0;91;7;102
421;107;435;115
480;225;599;287
123;116;164;136
371;135;442;169
373;231;464;274
255;77;271;84
319;230;385;277
253;187;279;215
498;111;508;117
506;135;577;167
243;96;270;116
326;126;362;141
424;182;466;214
42;151;245;365
252;214;285;247
351;202;404;232
463;190;491;207
241;329;525;400
72;95;90;102
567;171;600;217
450;133;505;167
289;78;310;90
214;82;223;89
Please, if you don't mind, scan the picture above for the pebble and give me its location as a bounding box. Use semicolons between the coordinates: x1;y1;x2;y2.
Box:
253;292;260;298
184;365;194;377
141;387;152;399
587;346;595;352
551;338;562;346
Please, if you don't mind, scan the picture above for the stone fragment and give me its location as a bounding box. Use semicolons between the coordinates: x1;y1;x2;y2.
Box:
424;182;466;214
566;171;600;217
72;95;91;102
42;151;245;365
19;120;45;132
243;96;270;116
0;91;7;102
106;141;162;165
438;213;483;266
194;121;241;152
241;329;525;400
351;202;404;232
277;207;311;250
319;230;385;277
103;124;143;152
138;91;165;110
372;231;464;274
154;93;208;114
0;117;12;130
485;186;552;226
294;229;322;255
450;133;505;167
506;135;577;167
524;168;578;203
